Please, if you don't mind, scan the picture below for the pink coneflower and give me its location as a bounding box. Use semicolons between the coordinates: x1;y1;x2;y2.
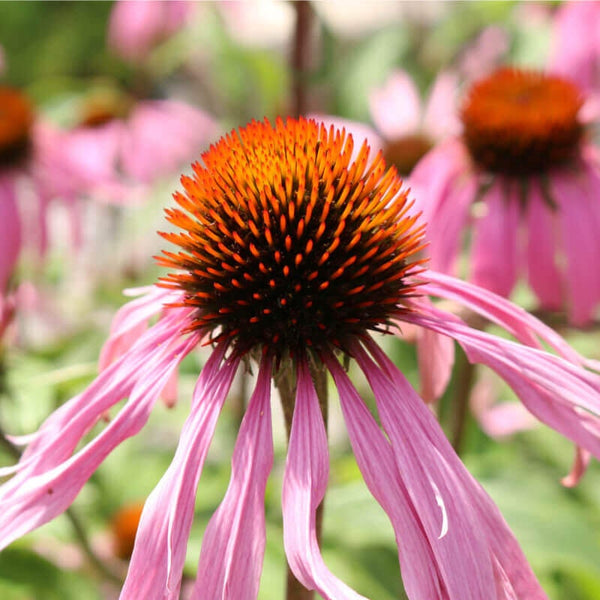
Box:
411;67;600;326
108;0;194;63
0;86;83;270
550;0;600;93
61;91;217;202
3;118;600;599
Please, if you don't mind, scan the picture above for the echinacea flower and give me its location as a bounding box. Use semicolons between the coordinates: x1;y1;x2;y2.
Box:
3;118;600;599
0;86;84;275
550;0;600;94
411;67;600;326
61;91;217;203
108;0;194;63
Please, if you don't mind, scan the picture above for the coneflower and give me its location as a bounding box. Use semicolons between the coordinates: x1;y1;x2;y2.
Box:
411;67;600;325
3;118;600;599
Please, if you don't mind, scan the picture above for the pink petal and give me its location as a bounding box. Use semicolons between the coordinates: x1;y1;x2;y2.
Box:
422;71;461;140
551;169;600;325
0;175;21;291
415;322;455;403
99;286;179;371
410;141;476;275
561;446;591;488
120;100;217;183
405;306;600;464
0;334;195;550
191;356;273;600
282;357;366;600
470;373;538;439
121;347;240;599
470;181;520;298
525;181;563;311
352;341;495;599
359;338;548;599
7;308;192;480
420;269;589;366
324;353;445;599
369;70;421;139
108;0;193;62
550;1;600;91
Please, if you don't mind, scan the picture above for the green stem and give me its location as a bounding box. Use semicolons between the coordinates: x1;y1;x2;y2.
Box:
450;349;475;455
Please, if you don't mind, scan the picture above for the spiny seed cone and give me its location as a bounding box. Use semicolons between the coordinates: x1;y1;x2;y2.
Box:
158;117;427;361
461;68;584;176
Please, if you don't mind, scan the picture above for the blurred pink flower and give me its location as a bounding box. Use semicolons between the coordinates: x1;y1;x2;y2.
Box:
4;118;600;599
411;67;600;326
0;87;86;273
314;70;458;176
550;0;600;93
61;98;218;203
108;0;194;62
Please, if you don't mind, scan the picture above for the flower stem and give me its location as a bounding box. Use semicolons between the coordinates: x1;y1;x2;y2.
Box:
291;0;315;117
277;358;328;600
450;348;475;455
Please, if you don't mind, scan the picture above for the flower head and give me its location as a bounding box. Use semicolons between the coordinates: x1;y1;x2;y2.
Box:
158;118;425;360
2;118;600;599
411;67;600;324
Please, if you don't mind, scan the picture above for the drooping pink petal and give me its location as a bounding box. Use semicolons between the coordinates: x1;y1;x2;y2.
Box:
470;181;520;298
410;141;477;275
525;180;563;311
98;286;179;370
324;353;446;599
120;347;240;600
405;306;600;463
369;70;421;139
420;270;591;366
0;175;22;291
0;333;196;551
351;341;494;599
360;338;548;599
550;169;600;325
415;321;455;403
561;446;591;488
4;308;192;480
282;357;366;600
191;356;273;600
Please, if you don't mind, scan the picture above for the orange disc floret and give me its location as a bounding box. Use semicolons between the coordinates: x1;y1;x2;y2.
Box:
110;502;144;560
462;68;584;176
158;117;426;360
0;87;34;166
